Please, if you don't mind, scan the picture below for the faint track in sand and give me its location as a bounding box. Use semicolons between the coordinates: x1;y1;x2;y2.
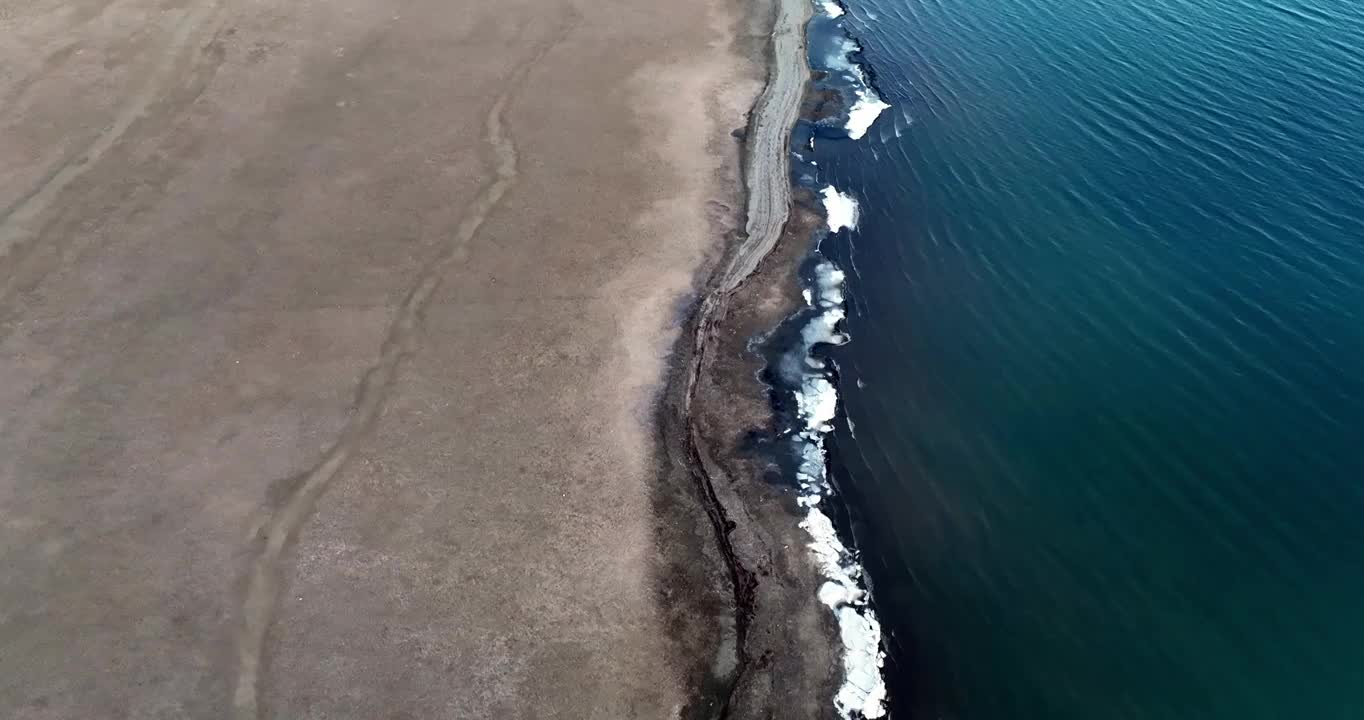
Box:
227;24;573;720
0;0;224;269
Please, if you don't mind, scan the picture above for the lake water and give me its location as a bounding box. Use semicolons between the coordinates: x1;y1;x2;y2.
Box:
798;0;1364;716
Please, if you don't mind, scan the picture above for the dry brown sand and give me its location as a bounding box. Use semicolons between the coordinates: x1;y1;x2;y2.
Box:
0;0;835;715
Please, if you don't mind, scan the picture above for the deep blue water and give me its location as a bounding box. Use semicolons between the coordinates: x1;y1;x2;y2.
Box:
800;0;1364;717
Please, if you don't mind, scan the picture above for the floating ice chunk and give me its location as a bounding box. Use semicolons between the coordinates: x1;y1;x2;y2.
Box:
819;581;853;607
801;308;846;349
835;606;888;718
786;252;887;718
801;507;889;719
846;89;891;140
797;376;839;432
813;261;846;306
821;186;860;232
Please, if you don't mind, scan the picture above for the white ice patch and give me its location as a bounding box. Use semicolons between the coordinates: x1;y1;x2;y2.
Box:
824;37;862;73
801;308;846;349
799;502;888;720
815;262;847;306
846;89;891;140
819;0;846;17
836;605;888;718
789;259;888;719
797;376;839;433
821;32;895;141
821;186;860;232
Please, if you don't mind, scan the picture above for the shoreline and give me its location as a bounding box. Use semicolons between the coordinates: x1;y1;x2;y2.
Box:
667;0;896;716
657;0;863;715
0;0;857;714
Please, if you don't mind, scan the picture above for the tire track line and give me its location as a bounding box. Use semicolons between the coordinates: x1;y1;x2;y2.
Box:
227;24;571;720
0;0;223;265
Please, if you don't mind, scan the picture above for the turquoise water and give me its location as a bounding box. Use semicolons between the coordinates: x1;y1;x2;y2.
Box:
803;0;1364;717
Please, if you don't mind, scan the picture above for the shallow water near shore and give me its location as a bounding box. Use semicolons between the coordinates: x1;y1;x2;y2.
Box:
797;0;1364;717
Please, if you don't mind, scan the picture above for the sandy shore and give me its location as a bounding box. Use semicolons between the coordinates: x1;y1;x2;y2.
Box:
0;0;836;715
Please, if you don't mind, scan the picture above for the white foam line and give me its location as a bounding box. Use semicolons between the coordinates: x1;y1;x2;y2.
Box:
791;258;887;719
819;0;846;17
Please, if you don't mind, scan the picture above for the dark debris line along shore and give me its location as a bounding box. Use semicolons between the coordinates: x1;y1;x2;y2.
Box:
676;0;813;715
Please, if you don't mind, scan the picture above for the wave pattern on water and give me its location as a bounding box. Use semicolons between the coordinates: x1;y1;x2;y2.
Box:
807;0;1364;716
